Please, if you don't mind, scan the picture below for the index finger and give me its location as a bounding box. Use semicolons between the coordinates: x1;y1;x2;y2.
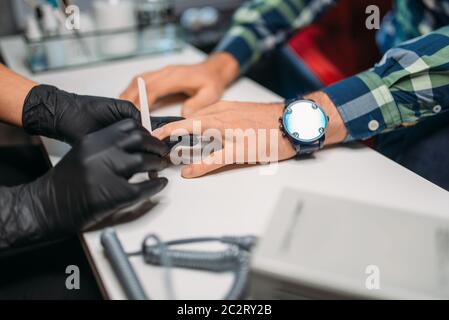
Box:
152;117;216;140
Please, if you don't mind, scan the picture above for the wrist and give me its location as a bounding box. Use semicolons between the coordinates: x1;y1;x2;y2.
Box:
205;52;239;88
304;91;348;145
24;172;77;242
22;84;60;139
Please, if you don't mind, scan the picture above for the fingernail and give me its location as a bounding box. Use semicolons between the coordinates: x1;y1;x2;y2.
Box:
182;166;193;177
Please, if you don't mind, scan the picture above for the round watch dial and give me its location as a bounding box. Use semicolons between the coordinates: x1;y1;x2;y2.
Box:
282;100;328;143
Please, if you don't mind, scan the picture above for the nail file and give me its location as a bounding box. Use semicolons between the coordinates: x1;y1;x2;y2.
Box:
137;77;153;133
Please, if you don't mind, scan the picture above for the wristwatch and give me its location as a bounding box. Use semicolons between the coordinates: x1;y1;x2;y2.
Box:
279;99;329;156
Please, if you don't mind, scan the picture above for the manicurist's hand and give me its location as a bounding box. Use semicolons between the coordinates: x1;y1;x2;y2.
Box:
120;53;239;117
0;119;170;250
22;84;142;145
43;119;169;228
152;92;347;179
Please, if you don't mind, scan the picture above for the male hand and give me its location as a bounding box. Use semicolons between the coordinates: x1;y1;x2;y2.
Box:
153;101;296;178
120;53;239;117
153;92;347;179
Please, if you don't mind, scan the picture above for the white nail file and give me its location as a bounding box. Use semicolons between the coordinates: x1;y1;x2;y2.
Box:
137;77;153;133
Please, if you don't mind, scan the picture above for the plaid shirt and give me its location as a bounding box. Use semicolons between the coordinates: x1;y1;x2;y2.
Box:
216;0;449;141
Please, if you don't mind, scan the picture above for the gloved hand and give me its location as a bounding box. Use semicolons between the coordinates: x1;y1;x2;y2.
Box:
0;120;169;250
21;84;187;147
22;84;143;144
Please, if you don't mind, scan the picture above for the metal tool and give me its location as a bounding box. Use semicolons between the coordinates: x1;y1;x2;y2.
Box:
100;228;148;300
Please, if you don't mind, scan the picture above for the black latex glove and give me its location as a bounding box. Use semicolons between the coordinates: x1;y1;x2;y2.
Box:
0;120;169;251
22;84;140;144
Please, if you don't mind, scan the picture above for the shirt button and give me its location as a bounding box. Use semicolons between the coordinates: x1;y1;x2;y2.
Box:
433;105;442;113
368;120;380;131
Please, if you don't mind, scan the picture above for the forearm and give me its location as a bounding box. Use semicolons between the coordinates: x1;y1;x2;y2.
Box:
321;25;449;142
0;64;37;127
215;0;337;73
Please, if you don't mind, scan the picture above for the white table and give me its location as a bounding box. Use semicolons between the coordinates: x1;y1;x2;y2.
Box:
2;36;449;300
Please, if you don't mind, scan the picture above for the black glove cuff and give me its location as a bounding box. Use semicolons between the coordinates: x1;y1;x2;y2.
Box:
0;184;47;251
22;84;60;139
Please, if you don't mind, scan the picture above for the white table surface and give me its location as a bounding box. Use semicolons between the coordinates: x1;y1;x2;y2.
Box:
1;36;449;300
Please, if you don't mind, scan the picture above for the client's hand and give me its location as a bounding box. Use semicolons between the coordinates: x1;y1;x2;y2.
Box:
153;92;347;179
153;101;296;178
120;53;239;117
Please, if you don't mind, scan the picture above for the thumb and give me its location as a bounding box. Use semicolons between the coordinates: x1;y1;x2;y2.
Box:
182;88;219;117
147;90;158;109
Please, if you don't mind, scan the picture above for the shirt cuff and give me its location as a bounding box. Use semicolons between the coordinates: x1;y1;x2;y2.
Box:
323;70;401;142
214;26;259;74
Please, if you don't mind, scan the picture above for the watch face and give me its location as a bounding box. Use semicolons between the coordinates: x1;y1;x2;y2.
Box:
283;100;328;143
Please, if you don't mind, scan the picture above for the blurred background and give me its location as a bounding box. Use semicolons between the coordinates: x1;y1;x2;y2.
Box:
0;0;245;54
0;0;253;191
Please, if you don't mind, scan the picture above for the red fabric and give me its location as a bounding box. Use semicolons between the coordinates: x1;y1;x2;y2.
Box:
288;0;392;147
288;0;392;86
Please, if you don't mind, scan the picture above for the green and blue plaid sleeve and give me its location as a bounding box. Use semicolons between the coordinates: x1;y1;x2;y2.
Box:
323;25;449;141
215;0;337;73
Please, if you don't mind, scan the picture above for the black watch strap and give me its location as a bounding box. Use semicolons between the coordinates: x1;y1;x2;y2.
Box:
290;135;325;155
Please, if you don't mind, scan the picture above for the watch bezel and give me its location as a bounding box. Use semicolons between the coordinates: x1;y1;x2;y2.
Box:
282;99;329;144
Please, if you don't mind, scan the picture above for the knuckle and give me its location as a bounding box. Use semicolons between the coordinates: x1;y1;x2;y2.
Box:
209;82;221;92
134;131;145;143
80;157;90;168
182;105;192;113
213;101;226;110
122;100;136;109
122;118;137;128
134;154;145;165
